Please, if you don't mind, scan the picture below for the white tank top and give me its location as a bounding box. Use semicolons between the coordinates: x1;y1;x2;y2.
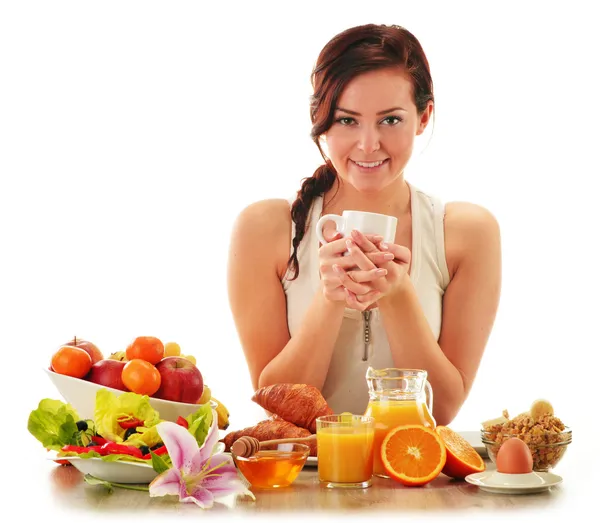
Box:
281;182;451;415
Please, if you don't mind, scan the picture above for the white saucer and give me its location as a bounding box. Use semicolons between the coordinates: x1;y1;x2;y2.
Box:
465;470;563;494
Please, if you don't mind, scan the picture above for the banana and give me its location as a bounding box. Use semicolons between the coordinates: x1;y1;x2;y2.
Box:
198;385;212;405
530;399;553;420
211;396;230;430
108;351;127;362
481;415;509;429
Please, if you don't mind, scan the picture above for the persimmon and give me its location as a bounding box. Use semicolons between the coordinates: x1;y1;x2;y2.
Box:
122;359;161;396
51;346;93;378
125;336;164;365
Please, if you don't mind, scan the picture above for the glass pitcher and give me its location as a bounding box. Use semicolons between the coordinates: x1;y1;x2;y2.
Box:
363;367;436;478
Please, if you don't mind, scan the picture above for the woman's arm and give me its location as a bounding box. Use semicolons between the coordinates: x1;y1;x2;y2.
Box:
227;199;346;391
377;202;502;425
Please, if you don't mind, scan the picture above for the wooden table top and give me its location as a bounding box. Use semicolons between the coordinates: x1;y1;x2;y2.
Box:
36;456;573;519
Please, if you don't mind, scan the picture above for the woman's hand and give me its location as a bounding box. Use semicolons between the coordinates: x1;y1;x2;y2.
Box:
318;228;396;308
337;230;411;310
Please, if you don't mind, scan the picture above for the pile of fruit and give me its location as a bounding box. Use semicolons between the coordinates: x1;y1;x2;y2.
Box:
49;336;229;429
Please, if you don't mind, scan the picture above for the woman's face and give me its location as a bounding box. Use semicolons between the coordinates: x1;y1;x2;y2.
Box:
324;68;432;193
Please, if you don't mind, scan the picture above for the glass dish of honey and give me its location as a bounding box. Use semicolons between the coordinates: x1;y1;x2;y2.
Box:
231;443;310;489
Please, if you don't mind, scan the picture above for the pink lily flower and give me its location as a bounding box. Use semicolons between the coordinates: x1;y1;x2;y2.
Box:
149;415;254;508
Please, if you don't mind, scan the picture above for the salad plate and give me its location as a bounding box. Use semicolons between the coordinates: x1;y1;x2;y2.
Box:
49;453;158;484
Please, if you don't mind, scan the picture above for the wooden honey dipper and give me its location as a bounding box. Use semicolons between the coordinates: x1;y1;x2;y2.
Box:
231;434;317;458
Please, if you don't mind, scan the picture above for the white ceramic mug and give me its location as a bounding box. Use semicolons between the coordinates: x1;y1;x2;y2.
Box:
315;210;398;245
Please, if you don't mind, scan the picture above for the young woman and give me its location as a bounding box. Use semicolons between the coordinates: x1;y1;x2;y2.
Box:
227;24;501;426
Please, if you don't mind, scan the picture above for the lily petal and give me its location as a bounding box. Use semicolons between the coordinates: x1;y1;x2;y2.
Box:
181;484;215;509
148;467;183;497
201;453;239;479
194;414;220;465
156;421;199;473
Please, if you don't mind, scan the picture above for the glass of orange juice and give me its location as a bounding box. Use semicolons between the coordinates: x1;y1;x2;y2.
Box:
316;414;375;488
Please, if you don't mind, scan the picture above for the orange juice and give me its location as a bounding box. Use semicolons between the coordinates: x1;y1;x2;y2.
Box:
317;426;374;485
365;399;435;477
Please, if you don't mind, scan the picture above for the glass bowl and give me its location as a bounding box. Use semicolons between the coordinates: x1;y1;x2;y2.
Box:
231;442;310;489
480;426;572;472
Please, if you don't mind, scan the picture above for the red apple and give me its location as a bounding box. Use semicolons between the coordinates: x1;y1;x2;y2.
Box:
86;359;127;391
64;336;104;365
154;356;203;403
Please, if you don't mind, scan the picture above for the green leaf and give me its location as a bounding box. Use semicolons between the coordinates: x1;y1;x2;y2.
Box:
150;451;170;474
83;474;113;492
186;402;213;446
27;399;81;450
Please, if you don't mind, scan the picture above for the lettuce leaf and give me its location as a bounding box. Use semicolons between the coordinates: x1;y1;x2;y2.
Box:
186;402;213;447
28;398;82;451
94;389;161;447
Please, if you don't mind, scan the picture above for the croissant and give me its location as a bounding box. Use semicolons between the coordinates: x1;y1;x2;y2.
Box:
251;383;333;434
221;418;317;456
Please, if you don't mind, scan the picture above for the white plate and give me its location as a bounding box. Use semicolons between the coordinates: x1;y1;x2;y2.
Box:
304;456;317;467
50;454;158;484
465;470;563;494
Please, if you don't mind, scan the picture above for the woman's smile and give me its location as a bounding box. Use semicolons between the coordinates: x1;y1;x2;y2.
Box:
350;158;390;173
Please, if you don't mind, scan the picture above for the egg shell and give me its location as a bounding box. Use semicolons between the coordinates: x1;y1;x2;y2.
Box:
496;438;533;474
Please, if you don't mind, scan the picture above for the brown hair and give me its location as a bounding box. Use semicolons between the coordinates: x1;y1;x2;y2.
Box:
286;23;434;280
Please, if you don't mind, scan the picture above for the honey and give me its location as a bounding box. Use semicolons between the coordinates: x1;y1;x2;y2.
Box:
235;449;308;488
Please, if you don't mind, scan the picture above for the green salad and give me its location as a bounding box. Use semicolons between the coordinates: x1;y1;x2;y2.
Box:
28;389;213;466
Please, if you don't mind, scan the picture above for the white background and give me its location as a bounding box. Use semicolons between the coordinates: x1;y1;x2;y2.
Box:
1;1;599;521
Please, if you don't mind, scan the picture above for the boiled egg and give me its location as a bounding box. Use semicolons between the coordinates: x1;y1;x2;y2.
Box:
496;438;533;474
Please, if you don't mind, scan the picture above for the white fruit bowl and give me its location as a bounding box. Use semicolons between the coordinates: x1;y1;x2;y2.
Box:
44;368;213;422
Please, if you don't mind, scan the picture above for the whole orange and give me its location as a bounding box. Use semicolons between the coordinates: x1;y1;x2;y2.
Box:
125;336;164;365
122;359;161;396
51;346;93;378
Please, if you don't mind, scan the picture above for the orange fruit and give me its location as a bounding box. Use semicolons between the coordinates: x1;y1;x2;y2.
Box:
381;425;447;487
435;426;486;479
51;346;93;378
63;336;104;365
121;358;161;396
125;336;164;365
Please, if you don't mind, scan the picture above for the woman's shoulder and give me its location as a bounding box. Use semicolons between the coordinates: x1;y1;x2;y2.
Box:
232;198;292;237
444;201;499;236
230;199;292;274
443;201;501;276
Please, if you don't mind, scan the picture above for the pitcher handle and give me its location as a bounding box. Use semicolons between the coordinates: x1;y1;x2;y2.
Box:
425;380;433;415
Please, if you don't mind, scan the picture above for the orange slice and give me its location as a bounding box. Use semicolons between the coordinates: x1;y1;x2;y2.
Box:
435;426;486;479
381;425;447;486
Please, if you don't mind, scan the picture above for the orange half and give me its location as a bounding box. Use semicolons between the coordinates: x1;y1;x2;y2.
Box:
435;426;486;479
381;425;447;487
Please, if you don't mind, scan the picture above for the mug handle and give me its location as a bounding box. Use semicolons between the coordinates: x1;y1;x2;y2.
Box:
315;214;346;244
425;380;434;417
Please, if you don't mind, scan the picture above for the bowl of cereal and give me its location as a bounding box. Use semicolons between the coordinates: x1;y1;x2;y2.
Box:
480;400;572;472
